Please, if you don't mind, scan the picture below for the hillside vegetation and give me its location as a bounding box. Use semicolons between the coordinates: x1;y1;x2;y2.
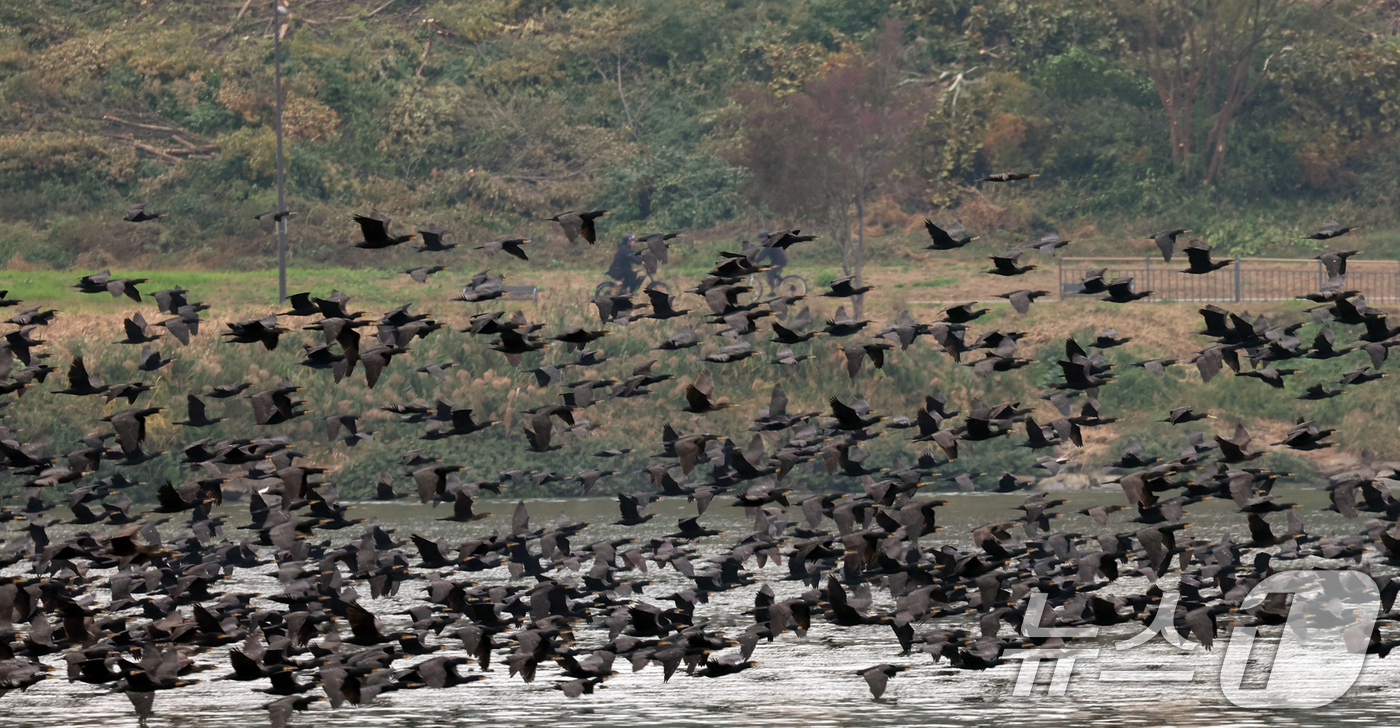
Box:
2;0;1400;273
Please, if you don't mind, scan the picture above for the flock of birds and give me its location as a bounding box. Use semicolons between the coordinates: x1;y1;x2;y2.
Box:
0;187;1396;726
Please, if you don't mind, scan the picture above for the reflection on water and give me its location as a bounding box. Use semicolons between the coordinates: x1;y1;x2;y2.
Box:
3;487;1397;727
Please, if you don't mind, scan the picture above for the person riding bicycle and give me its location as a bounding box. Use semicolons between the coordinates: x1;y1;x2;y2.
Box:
756;230;788;290
606;233;645;294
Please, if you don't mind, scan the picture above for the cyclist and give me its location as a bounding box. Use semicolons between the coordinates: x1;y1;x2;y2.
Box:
756;230;788;291
606;233;644;294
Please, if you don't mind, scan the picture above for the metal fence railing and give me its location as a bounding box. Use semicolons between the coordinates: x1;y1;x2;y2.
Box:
1057;257;1400;303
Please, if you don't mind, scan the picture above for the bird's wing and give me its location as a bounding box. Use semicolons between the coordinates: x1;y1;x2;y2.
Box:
162;317;190;345
1182;246;1212;267
863;668;889;698
68;357;91;388
684;384;710;412
578;213;602;244
768;385;788;419
844;346;864;378
924;220;953;247
531;412;554;450
828;397;858;426
617;493;640;520
990;256;1017;273
354;214;389;243
554;213;582;242
451;409;478;431
111;414;141;453
1154;234;1175;261
1246;512;1275;543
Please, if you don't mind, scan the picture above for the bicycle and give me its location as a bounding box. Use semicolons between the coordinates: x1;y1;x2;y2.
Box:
770;272;808;299
747;270;808;300
594;273;670;299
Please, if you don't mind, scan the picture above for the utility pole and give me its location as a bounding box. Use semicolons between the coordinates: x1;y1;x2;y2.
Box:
273;0;288;302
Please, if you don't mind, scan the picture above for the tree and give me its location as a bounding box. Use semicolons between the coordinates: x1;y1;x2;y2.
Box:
1115;0;1296;185
731;19;929;317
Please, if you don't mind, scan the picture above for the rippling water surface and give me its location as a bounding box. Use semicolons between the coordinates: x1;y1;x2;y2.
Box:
4;487;1397;727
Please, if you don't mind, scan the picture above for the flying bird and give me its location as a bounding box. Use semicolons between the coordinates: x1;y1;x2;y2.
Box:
352;211;416;249
550;210;609;245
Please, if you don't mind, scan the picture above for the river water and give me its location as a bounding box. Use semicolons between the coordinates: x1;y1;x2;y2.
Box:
3;487;1397;727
